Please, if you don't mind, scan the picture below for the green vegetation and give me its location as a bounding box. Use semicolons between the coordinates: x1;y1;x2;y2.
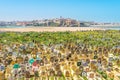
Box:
118;76;120;79
31;22;60;27
48;22;60;26
110;78;114;80
0;30;120;47
82;76;88;80
97;70;108;79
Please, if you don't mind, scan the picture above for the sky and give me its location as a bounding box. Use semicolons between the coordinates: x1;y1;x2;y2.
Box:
0;0;120;22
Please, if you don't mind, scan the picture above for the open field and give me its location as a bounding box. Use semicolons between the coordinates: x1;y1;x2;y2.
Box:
0;27;104;32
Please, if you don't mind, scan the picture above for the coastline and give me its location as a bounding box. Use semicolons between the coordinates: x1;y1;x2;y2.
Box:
0;27;105;32
90;25;120;27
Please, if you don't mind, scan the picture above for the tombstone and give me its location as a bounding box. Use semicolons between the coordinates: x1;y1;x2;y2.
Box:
77;62;81;66
60;58;64;62
55;63;60;71
8;52;13;56
94;55;98;59
25;71;30;78
97;63;102;68
94;50;97;55
39;60;44;66
98;48;102;52
66;56;70;60
34;71;39;77
81;71;87;77
79;66;83;71
20;68;25;76
24;56;29;62
13;69;18;78
0;65;5;71
58;53;61;57
0;71;5;80
3;54;7;59
55;58;59;63
86;59;89;64
97;58;101;64
50;56;55;63
108;72;114;79
41;71;46;77
49;69;55;76
7;58;13;65
106;67;112;72
29;42;35;48
7;47;13;53
109;57;113;62
75;69;81;75
82;62;88;67
108;62;113;67
89;73;94;78
56;70;63;77
36;55;41;61
65;71;70;77
91;60;97;64
4;59;8;67
29;58;35;65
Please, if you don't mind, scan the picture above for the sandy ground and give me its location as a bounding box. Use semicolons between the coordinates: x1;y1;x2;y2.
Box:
0;27;104;32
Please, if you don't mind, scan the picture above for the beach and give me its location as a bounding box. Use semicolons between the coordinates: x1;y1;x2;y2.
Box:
0;27;104;32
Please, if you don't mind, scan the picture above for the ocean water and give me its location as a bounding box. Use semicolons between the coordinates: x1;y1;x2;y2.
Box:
102;26;120;30
91;26;120;30
0;26;120;30
0;26;26;28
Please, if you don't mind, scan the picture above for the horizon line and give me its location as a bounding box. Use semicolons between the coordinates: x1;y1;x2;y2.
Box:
0;17;119;23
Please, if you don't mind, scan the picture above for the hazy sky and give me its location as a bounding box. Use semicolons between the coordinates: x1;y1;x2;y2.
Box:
0;0;120;22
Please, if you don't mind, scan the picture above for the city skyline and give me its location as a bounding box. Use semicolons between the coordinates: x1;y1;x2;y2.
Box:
0;0;120;22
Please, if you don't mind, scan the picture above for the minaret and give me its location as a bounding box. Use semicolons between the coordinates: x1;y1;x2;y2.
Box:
60;16;62;19
78;21;80;27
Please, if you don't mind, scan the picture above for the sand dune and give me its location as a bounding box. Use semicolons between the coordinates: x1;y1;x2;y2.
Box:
0;27;104;32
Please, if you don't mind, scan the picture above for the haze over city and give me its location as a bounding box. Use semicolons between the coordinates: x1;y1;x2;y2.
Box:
0;0;120;22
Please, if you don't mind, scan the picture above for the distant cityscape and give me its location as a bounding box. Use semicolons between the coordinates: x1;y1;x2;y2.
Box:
0;17;120;27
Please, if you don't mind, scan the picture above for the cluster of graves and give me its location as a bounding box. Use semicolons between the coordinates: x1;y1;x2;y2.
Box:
0;42;120;80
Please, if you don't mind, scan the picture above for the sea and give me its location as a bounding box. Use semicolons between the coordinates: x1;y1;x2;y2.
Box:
0;26;120;30
97;26;120;30
0;26;26;28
